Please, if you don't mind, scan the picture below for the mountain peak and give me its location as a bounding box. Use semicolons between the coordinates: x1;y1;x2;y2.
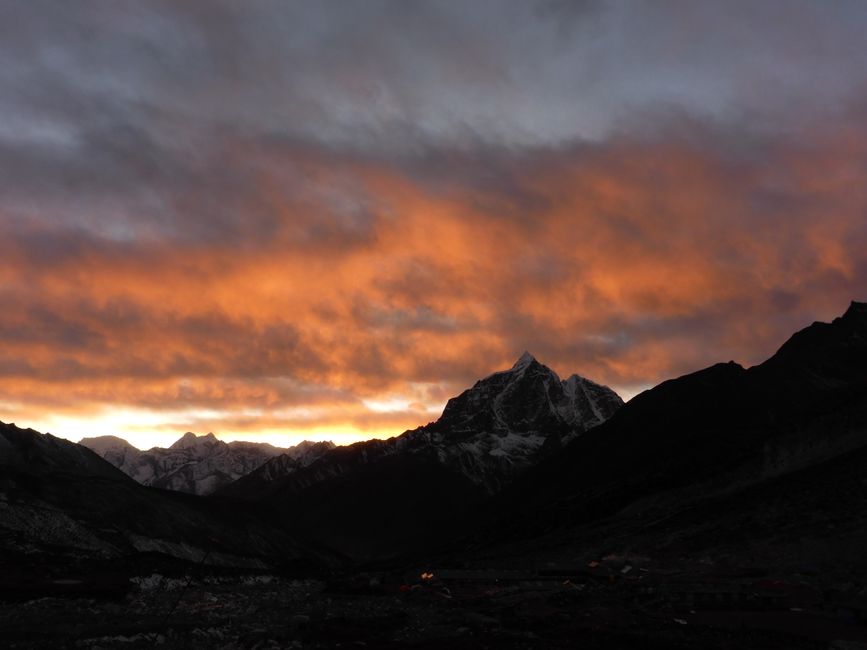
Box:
170;431;220;449
435;352;621;440
512;351;537;371
759;299;867;375
842;300;867;321
562;373;580;388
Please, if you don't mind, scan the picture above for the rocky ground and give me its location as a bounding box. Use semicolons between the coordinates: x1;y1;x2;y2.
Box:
3;557;867;650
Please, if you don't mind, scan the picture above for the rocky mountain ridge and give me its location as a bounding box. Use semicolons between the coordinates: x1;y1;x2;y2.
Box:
80;432;334;495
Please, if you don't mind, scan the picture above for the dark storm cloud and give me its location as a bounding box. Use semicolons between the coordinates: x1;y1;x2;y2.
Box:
2;0;864;239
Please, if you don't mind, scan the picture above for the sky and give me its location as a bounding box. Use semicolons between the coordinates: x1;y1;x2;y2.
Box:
2;0;867;449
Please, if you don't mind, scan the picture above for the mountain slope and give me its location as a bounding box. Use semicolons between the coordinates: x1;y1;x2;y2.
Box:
473;301;867;559
0;422;335;573
80;432;334;495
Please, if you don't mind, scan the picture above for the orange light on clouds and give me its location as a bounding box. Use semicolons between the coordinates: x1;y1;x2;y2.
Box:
2;119;867;448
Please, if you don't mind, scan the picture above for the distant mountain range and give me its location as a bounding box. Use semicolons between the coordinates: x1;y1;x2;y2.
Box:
79;432;335;495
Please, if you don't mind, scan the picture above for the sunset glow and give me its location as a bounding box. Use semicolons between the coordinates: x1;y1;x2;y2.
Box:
2;2;867;449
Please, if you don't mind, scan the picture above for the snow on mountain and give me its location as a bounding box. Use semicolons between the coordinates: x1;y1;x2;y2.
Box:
80;432;335;495
226;353;623;497
433;351;621;439
403;352;623;490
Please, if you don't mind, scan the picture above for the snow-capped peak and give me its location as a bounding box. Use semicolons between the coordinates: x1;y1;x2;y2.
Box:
511;350;537;371
81;433;333;496
435;353;621;444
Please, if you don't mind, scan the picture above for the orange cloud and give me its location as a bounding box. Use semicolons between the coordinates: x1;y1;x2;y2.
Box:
3;115;867;447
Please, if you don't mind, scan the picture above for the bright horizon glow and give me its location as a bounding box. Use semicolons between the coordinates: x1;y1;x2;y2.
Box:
19;409;399;451
7;379;647;451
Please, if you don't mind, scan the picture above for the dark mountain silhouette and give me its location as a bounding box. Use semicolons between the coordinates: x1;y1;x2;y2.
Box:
468;301;867;563
80;432;333;495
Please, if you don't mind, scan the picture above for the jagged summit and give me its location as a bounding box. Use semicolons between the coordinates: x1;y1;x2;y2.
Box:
436;354;622;439
82;433;332;495
170;431;219;450
483;351;539;380
511;351;537;371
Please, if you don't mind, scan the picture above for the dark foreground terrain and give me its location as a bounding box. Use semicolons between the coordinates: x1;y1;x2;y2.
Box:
2;555;867;650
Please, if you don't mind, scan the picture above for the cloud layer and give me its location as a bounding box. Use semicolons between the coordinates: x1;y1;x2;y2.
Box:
2;1;867;447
